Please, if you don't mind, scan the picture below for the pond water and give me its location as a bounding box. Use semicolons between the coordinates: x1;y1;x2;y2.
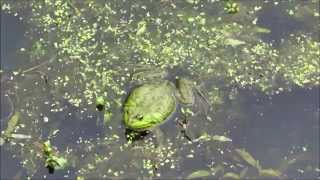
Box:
1;1;319;179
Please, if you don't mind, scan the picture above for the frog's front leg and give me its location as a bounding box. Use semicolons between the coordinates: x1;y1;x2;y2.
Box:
177;77;211;113
176;78;195;105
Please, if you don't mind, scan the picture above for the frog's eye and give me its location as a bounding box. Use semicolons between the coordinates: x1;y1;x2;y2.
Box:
135;114;143;120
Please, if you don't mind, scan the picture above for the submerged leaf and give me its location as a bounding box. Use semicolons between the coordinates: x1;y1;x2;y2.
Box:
222;172;240;179
0;112;22;145
239;167;248;178
211;164;224;176
3;112;20;137
194;133;232;142
211;135;232;142
187;170;211;179
252;27;271;33
235;149;261;170
10;133;32;139
259;168;281;177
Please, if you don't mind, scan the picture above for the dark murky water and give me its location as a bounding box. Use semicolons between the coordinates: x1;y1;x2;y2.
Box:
1;1;319;179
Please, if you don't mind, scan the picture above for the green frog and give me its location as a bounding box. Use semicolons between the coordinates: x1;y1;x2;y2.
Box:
123;68;209;134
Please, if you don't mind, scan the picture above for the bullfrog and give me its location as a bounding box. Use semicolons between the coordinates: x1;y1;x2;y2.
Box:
123;68;209;134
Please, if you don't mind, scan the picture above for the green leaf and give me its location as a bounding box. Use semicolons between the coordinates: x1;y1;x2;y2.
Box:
45;157;58;168
55;157;68;169
96;96;105;106
43;140;53;155
45;155;68;170
187;170;211;179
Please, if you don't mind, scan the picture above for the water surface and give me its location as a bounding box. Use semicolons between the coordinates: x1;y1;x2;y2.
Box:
1;1;319;179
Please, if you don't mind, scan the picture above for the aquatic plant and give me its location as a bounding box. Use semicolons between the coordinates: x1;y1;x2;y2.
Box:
42;140;68;173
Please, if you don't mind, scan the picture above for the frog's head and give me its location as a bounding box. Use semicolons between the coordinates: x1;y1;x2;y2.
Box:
124;110;157;131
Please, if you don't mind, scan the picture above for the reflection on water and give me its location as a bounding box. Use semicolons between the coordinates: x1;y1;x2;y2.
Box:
229;87;319;179
1;0;319;179
1;12;28;70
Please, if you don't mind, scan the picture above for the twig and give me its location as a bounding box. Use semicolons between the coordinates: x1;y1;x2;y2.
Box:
22;55;56;74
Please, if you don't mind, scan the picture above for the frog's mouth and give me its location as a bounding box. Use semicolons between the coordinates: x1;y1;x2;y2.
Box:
126;120;152;131
124;111;162;131
124;112;149;131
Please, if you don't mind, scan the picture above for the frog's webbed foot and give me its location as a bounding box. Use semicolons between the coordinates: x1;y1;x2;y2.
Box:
177;115;193;142
194;85;212;115
181;129;193;142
